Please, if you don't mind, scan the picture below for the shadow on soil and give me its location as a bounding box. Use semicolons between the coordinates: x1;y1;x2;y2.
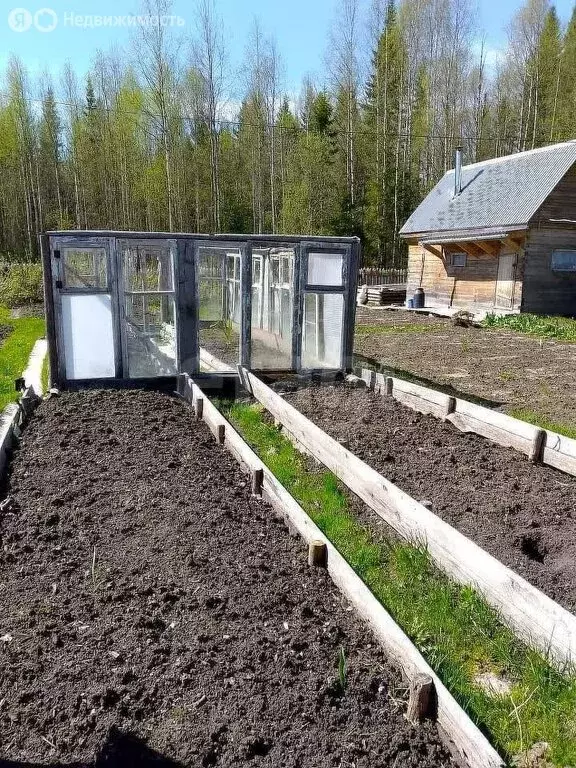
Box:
353;352;504;410
0;728;183;768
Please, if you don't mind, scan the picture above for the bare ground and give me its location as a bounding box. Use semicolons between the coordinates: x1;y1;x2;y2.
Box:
354;308;576;427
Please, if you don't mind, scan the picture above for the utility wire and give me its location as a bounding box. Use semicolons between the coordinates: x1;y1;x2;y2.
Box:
3;90;576;145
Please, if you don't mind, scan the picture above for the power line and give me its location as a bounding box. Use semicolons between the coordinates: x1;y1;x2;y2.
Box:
2;89;576;146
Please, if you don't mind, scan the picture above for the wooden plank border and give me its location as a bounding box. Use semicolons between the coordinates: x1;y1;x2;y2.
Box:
356;367;576;476
243;367;576;670
177;373;504;768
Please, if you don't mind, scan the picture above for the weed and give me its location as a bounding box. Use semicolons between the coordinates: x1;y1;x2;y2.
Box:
483;313;576;342
223;400;576;765
508;409;576;441
460;338;471;354
499;370;516;383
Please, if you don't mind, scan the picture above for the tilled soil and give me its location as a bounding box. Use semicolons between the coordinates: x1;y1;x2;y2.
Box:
284;384;576;613
354;308;576;426
0;389;453;768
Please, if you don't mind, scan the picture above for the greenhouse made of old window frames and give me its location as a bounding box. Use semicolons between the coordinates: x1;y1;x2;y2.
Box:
41;232;360;387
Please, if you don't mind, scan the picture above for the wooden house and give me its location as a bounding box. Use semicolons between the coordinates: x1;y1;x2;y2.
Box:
399;141;576;315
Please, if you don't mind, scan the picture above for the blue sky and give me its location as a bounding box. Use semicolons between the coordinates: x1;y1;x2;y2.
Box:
0;0;575;98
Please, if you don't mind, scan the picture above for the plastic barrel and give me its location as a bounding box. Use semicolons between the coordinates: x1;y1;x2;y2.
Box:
413;288;425;309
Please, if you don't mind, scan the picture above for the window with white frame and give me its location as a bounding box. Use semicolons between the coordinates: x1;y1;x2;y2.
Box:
551;250;576;272
450;252;467;268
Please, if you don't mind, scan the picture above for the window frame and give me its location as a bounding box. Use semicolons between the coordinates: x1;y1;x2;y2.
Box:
551;250;576;272
450;252;467;268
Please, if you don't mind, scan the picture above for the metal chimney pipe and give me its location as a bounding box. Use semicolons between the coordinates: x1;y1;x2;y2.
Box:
454;147;463;197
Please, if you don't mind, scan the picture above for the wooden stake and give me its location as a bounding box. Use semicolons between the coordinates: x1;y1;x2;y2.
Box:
251;467;264;496
407;673;434;724
217;423;225;445
530;429;546;463
385;377;393;396
308;540;327;567
194;397;204;420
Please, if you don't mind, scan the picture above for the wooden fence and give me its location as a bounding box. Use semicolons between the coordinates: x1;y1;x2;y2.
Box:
358;267;407;286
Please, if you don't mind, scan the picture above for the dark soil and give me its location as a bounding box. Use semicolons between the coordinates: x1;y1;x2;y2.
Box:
354;308;576;426
0;390;453;768
284;384;576;613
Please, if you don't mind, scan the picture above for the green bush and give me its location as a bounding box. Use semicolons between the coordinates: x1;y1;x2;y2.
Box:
0;262;44;307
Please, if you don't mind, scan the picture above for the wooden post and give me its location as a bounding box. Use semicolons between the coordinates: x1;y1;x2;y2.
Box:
407;673;434;724
308;540;327;567
251;467;264;496
194;397;204;420
217;423;225;445
530;429;546;464
385;377;393;396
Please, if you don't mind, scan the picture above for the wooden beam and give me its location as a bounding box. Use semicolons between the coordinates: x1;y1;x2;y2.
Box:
475;240;500;256
422;244;443;259
242;367;576;670
180;373;504;768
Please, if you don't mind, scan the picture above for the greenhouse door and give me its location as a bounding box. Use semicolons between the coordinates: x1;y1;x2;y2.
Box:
51;238;121;381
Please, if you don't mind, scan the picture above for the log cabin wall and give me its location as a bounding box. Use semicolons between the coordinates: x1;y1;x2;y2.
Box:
407;242;523;310
521;226;576;315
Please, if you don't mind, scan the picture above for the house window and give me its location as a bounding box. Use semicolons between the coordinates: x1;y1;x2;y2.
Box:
450;252;467;268
551;250;576;272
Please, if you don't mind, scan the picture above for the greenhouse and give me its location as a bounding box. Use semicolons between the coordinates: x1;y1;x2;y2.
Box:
41;231;360;387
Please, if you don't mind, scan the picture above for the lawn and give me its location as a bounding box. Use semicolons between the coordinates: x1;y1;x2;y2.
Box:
0;305;45;411
225;400;576;766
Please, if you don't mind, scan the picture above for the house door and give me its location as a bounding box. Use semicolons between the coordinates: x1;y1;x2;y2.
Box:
495;253;516;309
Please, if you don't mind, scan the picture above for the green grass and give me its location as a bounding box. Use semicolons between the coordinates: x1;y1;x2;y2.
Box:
483;313;576;342
508;408;576;441
0;305;45;411
224;400;576;765
355;322;445;336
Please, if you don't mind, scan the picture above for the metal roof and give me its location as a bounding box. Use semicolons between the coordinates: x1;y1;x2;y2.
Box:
400;140;576;237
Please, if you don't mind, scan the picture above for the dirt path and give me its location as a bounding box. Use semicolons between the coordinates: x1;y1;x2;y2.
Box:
0;390;452;768
354;308;576;426
284;384;576;614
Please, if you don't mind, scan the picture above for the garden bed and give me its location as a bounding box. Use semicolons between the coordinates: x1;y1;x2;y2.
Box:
0;389;452;767
284;383;576;613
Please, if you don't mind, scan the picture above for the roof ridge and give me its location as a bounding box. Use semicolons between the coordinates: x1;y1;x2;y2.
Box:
444;140;576;174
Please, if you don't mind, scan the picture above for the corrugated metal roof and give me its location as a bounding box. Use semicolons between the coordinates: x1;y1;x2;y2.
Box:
400;140;576;237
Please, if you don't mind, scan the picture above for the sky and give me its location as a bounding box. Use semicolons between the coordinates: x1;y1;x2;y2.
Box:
0;0;575;98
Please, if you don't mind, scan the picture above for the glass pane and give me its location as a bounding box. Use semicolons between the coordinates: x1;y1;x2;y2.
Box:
63;248;107;289
198;246;241;372
302;293;344;369
251;247;294;370
125;293;177;377
307;252;343;287
61;294;115;378
123;244;174;291
552;250;576;271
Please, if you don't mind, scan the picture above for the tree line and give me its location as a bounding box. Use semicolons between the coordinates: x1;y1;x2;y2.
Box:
0;0;575;268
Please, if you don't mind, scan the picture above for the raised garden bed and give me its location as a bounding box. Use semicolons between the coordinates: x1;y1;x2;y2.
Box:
283;383;576;614
0;389;453;767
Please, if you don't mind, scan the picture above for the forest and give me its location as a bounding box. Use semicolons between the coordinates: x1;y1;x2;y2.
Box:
0;0;575;268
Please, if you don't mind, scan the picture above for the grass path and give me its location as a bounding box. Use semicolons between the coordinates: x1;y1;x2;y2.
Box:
0;306;45;411
224;400;576;766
